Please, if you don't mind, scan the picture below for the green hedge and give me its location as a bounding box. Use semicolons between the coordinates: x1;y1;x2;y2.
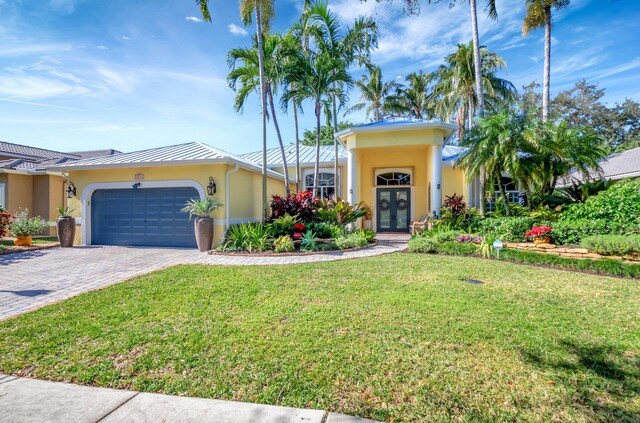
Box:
473;217;536;242
409;241;640;279
581;235;640;256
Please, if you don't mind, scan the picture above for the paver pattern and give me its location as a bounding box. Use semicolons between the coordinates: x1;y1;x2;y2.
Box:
0;235;407;320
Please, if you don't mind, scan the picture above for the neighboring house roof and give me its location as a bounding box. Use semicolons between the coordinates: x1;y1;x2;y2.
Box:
48;141;290;181
335;118;458;138
69;149;122;159
241;145;347;167
442;145;467;161
558;147;640;187
0;140;80;161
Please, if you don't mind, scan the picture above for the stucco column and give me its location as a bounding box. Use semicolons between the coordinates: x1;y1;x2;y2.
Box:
347;149;356;204
431;144;442;216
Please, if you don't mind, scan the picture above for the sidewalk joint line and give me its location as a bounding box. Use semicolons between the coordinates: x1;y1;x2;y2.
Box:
321;410;329;423
94;391;139;423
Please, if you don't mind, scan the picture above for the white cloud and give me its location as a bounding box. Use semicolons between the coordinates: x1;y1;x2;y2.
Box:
121;35;130;40
80;124;143;132
592;58;640;80
228;23;248;36
49;0;75;15
185;16;203;23
96;67;137;93
0;42;72;57
96;45;108;50
0;74;88;99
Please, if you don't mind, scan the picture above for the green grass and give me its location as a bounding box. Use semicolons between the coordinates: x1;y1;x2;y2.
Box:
0;254;638;422
0;236;58;248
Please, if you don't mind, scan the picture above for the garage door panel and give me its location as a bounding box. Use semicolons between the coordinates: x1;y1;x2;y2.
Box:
91;187;198;248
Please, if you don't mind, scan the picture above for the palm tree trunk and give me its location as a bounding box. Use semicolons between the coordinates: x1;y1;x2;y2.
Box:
542;6;551;123
467;96;474;130
314;100;322;198
267;88;291;197
292;98;300;193
331;90;339;199
255;6;268;221
496;174;510;216
469;0;485;118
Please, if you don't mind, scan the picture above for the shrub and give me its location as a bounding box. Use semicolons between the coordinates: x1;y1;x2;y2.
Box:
316;198;371;225
222;222;273;252
0;209;13;238
274;235;295;253
306;221;333;239
300;230;318;252
359;228;376;243
10;211;49;237
270;191;319;222
335;232;368;250
561;179;640;226
408;237;438;253
580;235;640;256
443;193;466;215
550;219;610;245
270;214;299;238
456;234;483;244
474;217;536;242
433;230;459;243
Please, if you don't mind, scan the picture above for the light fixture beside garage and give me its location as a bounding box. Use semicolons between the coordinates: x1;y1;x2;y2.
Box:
207;177;217;196
66;181;76;198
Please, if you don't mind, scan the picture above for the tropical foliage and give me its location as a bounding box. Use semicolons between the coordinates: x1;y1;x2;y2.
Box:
181;197;223;220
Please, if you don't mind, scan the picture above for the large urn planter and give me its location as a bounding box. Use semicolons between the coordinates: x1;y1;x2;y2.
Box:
56;217;76;247
194;217;214;252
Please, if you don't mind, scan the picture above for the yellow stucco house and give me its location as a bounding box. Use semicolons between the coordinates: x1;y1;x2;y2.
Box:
46;119;476;248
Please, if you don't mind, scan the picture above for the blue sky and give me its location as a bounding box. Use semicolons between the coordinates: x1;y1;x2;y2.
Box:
0;0;638;154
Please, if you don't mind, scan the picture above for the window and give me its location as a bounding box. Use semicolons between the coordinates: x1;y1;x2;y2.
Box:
485;177;520;211
376;172;411;186
305;172;336;199
0;183;5;209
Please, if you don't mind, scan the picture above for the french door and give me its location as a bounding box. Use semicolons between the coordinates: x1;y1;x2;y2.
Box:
376;188;410;233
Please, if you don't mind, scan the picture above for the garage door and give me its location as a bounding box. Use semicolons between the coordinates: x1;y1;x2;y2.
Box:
91;187;198;247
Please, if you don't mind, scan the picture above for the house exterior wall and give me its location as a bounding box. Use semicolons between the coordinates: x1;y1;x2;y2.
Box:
65;164;287;247
442;166;469;204
271;164;348;199
6;173;33;216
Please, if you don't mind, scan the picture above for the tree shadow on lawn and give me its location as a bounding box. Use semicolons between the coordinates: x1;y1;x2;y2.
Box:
521;339;639;422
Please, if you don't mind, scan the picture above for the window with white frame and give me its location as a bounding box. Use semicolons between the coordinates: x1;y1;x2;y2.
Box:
304;171;336;199
0;183;5;209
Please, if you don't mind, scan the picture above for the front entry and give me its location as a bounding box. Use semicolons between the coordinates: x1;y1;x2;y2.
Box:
376;188;410;233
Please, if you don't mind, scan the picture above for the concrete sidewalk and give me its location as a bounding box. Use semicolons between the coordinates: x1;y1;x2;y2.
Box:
0;375;379;423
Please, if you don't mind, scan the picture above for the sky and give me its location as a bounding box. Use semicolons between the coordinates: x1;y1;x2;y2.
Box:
0;0;639;155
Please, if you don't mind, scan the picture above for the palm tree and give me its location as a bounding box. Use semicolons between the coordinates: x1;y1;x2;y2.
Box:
196;0;275;220
457;111;526;216
393;71;433;120
301;1;378;197
430;41;517;135
347;65;402;121
227;34;290;196
283;52;352;198
523;0;571;123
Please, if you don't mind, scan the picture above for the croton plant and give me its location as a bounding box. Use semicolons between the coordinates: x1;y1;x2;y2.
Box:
525;225;552;240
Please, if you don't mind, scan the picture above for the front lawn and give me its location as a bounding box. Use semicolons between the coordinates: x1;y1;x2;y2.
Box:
0;254;638;422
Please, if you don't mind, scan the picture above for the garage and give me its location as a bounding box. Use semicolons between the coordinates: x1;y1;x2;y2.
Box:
91;187;198;248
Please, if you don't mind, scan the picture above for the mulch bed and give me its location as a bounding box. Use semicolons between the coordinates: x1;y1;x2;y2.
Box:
209;241;378;257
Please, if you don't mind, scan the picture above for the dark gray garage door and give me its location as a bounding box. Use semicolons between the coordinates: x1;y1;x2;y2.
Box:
91;187;198;248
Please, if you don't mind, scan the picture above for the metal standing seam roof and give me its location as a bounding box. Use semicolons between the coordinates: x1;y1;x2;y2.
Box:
241;145;347;167
0;141;80;160
558;146;640;186
47;142;290;181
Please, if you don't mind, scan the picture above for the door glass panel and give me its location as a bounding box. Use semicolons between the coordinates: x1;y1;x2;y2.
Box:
395;190;409;230
378;190;391;230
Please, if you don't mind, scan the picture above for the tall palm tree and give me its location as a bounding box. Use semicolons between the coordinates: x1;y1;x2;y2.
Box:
301;1;378;197
227;34;291;196
523;0;570;123
283;52;352;198
347;65;402;121
197;0;274;220
394;71;433;120
430;41;517;135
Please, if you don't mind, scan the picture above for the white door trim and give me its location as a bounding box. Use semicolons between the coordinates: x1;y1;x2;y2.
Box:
81;180;206;246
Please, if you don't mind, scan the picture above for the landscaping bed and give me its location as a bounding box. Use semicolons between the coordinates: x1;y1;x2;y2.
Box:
0;237;59;255
210;240;378;256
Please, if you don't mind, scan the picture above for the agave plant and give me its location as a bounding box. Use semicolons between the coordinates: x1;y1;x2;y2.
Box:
181;197;223;220
56;205;75;218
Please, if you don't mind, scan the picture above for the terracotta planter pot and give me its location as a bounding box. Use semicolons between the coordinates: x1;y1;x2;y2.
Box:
14;236;32;246
363;219;373;230
194;217;214;252
533;237;551;245
56;217;76;247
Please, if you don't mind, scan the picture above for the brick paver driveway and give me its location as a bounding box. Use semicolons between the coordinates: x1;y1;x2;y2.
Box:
0;238;406;320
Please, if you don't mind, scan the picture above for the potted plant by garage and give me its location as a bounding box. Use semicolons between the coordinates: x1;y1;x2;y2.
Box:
10;210;49;246
56;206;76;247
181;197;223;252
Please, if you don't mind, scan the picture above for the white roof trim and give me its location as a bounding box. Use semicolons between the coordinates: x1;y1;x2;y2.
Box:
335;121;457;139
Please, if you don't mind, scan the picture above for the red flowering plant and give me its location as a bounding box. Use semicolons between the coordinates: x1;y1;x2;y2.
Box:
525;225;552;240
0;208;13;238
292;223;306;240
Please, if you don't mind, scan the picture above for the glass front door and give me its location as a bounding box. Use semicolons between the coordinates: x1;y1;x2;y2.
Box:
376;188;410;233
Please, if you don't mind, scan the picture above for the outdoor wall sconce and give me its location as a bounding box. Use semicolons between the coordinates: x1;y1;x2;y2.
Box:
207;177;217;195
66;181;76;198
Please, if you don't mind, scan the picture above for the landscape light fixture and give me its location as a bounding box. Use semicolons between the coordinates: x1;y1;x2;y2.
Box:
207;177;217;195
66;181;76;198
